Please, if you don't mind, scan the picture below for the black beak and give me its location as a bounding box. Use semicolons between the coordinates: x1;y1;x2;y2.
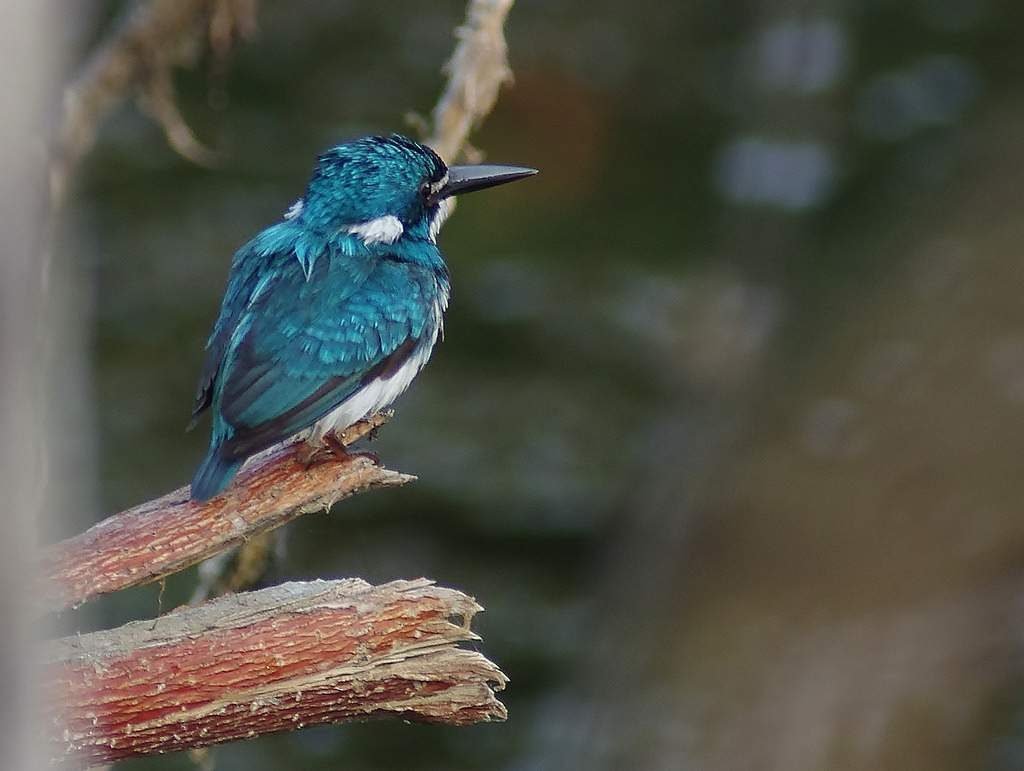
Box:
436;164;538;200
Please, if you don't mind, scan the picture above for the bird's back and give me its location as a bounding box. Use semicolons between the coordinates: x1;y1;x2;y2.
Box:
190;227;448;499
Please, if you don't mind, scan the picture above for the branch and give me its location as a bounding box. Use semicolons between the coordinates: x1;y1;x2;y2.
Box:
45;579;507;766
37;414;408;613
51;0;257;203
427;0;516;162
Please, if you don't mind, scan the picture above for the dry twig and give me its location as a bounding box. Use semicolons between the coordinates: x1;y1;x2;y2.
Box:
428;0;516;162
51;0;257;203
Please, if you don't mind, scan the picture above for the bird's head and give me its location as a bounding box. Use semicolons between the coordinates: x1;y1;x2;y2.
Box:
293;134;536;246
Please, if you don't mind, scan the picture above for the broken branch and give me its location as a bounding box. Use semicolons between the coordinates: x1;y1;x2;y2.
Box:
45;579;507;766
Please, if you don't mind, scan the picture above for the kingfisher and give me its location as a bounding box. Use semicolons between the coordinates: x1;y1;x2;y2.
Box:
189;134;536;501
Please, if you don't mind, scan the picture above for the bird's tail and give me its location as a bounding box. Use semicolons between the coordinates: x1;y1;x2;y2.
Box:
190;445;243;502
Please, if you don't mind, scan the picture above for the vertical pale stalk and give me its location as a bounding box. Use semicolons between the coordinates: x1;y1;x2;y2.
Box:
0;3;69;770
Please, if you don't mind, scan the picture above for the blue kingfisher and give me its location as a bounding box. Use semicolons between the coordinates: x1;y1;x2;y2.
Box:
189;134;536;501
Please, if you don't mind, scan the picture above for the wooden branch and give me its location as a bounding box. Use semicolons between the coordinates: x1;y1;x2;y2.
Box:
44;579;507;766
37;414;409;613
427;0;516;162
52;0;257;203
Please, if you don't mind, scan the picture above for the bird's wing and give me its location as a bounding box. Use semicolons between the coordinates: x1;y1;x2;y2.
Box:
213;247;441;459
190;244;268;425
191;227;368;425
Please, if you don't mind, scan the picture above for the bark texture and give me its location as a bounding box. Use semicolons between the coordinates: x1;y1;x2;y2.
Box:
45;579;506;766
38;415;409;613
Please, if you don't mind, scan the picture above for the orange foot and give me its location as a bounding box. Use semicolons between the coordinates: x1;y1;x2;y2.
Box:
297;430;380;468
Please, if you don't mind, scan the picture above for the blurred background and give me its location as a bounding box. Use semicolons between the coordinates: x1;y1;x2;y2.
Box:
48;0;1024;768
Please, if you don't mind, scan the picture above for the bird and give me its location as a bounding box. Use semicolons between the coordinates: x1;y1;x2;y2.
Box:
189;134;536;501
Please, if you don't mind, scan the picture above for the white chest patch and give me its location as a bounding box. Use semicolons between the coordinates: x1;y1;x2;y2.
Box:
310;338;436;445
348;215;404;246
309;282;449;445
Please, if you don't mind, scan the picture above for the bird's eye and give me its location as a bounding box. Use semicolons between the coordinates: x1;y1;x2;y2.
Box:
419;181;431;199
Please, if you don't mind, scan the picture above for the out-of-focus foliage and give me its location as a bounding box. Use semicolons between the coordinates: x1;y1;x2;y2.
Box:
61;0;1024;768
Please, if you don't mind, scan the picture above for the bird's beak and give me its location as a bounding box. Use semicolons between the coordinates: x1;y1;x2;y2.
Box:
437;164;538;200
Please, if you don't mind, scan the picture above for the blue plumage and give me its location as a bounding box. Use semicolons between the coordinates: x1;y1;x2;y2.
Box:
189;135;536;501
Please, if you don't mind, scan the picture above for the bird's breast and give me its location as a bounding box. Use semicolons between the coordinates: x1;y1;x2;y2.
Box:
308;276;448;444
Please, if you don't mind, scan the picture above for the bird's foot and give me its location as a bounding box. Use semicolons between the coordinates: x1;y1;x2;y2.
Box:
297;427;381;468
296;439;328;467
327;430;382;465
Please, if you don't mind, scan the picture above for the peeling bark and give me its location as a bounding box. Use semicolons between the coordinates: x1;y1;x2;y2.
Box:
45;579;507;766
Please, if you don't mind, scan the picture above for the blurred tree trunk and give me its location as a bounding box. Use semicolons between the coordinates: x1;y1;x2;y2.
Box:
0;3;79;770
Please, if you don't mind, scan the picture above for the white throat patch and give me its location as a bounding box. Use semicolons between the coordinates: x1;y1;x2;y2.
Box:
429;197;454;243
348;215;404;246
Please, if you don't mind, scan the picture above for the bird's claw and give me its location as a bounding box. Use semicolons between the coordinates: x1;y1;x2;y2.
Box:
297;428;381;468
296;441;329;468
